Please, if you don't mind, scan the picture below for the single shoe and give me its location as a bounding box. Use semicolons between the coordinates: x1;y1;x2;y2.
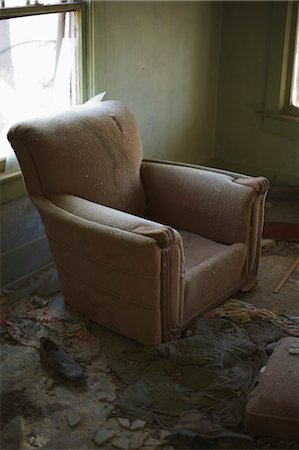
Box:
40;337;85;385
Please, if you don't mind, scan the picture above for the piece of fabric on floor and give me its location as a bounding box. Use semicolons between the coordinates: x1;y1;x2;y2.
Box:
110;318;258;429
204;299;299;336
0;295;101;362
108;303;299;429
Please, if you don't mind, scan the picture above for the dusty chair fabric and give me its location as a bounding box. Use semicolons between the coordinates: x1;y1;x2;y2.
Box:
8;98;269;345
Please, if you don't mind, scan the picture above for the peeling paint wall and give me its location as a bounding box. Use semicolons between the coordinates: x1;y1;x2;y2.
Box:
92;1;222;164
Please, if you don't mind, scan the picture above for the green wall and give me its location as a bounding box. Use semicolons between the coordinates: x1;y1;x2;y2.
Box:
215;1;299;185
92;1;222;164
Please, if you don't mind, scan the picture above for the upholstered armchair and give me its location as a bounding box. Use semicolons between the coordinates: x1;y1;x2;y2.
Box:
8;97;269;345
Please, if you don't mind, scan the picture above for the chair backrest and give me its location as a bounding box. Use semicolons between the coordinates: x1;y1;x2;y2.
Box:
8;98;146;215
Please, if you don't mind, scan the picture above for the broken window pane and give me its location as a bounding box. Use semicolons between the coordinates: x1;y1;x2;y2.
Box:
0;10;79;168
290;9;299;108
1;1;72;7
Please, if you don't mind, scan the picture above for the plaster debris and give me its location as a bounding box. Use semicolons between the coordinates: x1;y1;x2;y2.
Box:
94;429;115;446
117;418;130;429
28;433;36;445
33;296;48;308
112;437;130;449
97;393;109;402
46;378;55;390
98;363;110;373
145;435;162;446
67;410;81;427
261;239;275;249
130;431;149;448
130;419;146;431
159;430;171;441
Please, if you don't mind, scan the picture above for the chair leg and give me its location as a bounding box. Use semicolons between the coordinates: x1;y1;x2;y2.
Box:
241;279;258;293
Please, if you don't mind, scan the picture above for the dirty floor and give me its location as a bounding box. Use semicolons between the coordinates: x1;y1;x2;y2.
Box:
1;240;298;450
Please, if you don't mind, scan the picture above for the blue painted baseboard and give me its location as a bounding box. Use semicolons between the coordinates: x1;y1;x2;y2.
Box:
1;195;53;287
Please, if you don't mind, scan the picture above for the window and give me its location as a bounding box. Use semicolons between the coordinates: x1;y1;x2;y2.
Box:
289;5;299;110
262;1;299;138
0;0;86;172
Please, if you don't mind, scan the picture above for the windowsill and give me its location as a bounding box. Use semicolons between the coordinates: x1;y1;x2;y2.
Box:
259;112;299;139
0;170;21;180
0;170;26;204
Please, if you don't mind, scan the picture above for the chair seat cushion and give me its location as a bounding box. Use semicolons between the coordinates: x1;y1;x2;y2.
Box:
180;231;229;270
180;231;247;320
245;337;299;440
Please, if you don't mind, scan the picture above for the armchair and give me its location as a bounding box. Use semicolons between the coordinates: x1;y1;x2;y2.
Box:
8;97;269;345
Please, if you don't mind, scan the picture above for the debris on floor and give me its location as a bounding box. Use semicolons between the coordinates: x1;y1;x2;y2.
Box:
261;240;299;257
172;410;255;449
261;239;275;250
0;289;101;363
67;409;81;427
110;318;258;429
203;299;299;336
1;242;299;449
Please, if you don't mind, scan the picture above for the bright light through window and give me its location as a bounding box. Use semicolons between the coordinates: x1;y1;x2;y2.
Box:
290;9;299;108
0;9;79;168
1;1;63;6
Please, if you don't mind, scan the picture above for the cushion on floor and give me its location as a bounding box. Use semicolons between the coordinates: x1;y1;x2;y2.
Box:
245;336;299;440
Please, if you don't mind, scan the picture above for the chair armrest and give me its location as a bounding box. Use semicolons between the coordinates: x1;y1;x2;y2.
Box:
46;193;182;250
31;194;184;343
32;194;164;277
141;159;269;246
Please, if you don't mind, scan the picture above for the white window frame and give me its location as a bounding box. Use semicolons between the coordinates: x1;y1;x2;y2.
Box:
0;0;89;102
0;0;93;201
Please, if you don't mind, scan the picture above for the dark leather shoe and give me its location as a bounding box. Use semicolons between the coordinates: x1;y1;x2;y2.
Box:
40;337;85;385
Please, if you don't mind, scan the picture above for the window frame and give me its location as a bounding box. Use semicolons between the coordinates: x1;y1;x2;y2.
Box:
287;3;299;114
0;0;88;102
262;1;299;138
0;0;93;199
0;2;84;19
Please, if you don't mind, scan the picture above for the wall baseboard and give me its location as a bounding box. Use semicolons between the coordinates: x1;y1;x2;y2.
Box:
263;223;299;242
